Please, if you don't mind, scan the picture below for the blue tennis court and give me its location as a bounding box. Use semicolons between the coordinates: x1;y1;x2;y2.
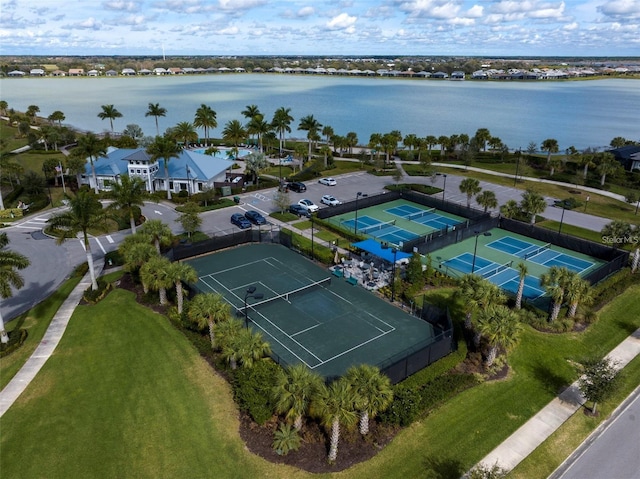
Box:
342;215;418;246
443;252;545;300
487;236;594;273
527;248;594;273
386;205;462;231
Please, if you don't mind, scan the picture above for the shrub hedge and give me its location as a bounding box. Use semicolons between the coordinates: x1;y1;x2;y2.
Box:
231;360;279;425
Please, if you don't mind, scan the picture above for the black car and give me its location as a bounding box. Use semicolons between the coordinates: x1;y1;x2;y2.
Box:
230;213;252;229
287;181;307;193
244;210;267;225
289;204;311;218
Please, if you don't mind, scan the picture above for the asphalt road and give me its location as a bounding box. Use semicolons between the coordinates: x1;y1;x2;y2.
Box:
3;169;612;323
550;385;640;479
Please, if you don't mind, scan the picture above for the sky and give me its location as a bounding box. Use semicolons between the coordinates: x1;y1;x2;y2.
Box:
0;0;639;57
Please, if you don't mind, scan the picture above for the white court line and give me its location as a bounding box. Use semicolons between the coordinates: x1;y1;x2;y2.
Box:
204;273;323;363
311;329;394;369
291;324;321;337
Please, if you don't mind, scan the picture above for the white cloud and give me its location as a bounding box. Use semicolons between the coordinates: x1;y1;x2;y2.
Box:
297;6;315;18
218;0;267;11
103;1;141;12
325;12;357;30
598;0;640;19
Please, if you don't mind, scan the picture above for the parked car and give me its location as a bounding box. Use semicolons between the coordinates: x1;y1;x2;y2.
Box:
289;204;311;217
230;213;252;229
287;181;307;192
298;199;319;213
244;210;267;225
318;177;337;186
321;194;342;206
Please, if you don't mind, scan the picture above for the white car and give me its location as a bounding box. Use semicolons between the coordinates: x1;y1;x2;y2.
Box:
321;194;342;206
298;199;319;213
318;177;337;186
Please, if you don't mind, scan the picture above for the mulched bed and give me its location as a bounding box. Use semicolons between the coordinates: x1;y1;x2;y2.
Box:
238;413;398;473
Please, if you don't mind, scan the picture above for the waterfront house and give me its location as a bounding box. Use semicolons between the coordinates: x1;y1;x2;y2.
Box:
121;68;136;76
68;68;85;76
609;145;640;172
30;69;45;76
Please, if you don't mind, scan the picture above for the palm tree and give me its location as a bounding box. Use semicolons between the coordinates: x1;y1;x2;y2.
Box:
322;125;335;146
515;262;528;310
0;233;30;344
548;157;563;176
541;138;559;164
214;317;244;365
577;148;597;180
193;104;217;146
145;103;167;136
476;190;498;213
118;235;157;290
456;274;505;330
140;255;173;305
72;132;107;194
273;364;324;431
188;293;230;349
368;133;382;163
344;364;393;435
98;104;122;132
108;174;147;234
222;119;248;159
241;104;261;120
596;152;620;186
221;327;271;370
520;190;547;225
171;121;198;149
474;128;491;151
380;132;399;168
459;178;482;208
247;115;271;152
47;191;106;290
26;105;40;124
167;262;198;314
311;378;358;463
540;266;571;322
476;305;523;367
271;107;294;156
138;219;173;254
565;273;593;318
146;135;182;200
298;115;322;163
499;199;520;219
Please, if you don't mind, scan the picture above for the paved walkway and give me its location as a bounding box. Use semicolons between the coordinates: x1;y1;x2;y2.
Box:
0;259;104;418
476;326;640;474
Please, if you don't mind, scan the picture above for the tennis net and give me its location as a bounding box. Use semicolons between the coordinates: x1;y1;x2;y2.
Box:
481;261;513;279
239;277;332;313
359;220;396;235
524;243;551;260
406;208;437;221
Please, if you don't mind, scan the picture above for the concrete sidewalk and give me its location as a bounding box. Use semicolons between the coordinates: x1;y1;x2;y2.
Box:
0;259;104;418
477;326;640;473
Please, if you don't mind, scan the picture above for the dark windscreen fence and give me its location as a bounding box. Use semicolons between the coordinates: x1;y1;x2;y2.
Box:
316;190;402;220
398;189;489;222
166;226;281;262
378;305;454;384
406;216;499;255
499;218;630;284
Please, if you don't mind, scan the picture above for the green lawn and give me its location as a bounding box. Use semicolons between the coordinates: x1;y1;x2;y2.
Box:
0;274;82;389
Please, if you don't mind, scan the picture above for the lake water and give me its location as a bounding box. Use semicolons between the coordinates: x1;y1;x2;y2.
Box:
1;74;638;151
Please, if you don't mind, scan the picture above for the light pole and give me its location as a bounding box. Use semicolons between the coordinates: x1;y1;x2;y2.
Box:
514;148;522;186
354;192;366;234
185;166;191;197
471;231;492;274
584;195;590;212
244;285;264;329
436;173;447;204
390;247;398;302
558;200;567;234
42;165;52;206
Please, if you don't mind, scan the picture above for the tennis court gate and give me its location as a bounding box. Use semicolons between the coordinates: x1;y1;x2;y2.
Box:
378;306;454;384
499;218;630;285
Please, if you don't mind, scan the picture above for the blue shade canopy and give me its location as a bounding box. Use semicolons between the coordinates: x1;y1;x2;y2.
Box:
351;239;412;263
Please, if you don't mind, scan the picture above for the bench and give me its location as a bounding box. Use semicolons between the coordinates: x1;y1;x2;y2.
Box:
346;276;358;286
332;269;344;278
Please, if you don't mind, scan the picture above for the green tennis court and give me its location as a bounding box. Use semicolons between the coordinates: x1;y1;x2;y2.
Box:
185;243;437;380
329;199;467;247
432;228;605;303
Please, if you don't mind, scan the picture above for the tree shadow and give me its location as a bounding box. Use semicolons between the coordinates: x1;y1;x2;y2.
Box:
421;454;466;479
531;361;569;395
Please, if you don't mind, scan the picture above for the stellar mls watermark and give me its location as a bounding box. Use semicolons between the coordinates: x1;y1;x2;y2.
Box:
601;235;640;245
